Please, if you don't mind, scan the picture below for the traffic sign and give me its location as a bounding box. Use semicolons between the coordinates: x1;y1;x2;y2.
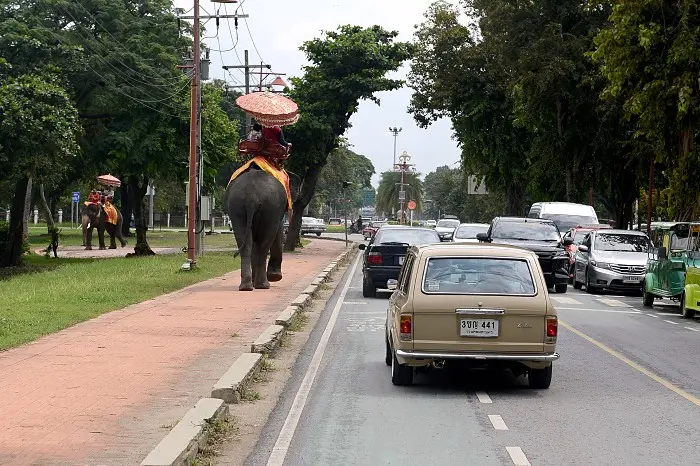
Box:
408;200;417;210
71;192;80;203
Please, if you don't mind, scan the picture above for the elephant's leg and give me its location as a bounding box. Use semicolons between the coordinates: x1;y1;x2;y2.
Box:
251;244;259;286
107;224;117;249
98;224;107;250
115;214;127;247
85;226;94;251
232;217;254;291
253;242;270;289
267;224;284;282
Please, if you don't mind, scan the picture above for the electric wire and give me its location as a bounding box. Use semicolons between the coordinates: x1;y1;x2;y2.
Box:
239;4;265;63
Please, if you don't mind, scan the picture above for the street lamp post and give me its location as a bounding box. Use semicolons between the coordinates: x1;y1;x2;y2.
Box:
389;127;402;167
394;151;414;225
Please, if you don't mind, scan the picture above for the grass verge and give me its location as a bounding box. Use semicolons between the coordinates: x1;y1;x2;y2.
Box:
190;416;237;466
0;252;240;351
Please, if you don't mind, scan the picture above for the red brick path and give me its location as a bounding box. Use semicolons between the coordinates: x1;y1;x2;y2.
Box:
0;240;345;465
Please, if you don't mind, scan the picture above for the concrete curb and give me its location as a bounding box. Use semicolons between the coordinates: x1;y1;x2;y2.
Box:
251;324;286;355
141;398;228;466
142;243;359;465
211;353;263;404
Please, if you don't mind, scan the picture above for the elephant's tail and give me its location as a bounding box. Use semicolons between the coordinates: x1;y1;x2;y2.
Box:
234;201;255;258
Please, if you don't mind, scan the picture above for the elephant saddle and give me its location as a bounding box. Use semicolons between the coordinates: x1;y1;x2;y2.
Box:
228;156;293;212
103;203;119;225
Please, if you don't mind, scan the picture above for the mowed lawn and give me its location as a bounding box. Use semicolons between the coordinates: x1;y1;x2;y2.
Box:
0;252;240;351
27;225;237;250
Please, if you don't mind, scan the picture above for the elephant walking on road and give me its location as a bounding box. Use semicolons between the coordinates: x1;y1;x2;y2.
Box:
82;203;127;250
225;164;288;291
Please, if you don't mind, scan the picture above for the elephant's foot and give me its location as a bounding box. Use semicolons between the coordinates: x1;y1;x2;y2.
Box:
267;271;283;282
239;275;254;291
254;280;271;290
85;246;92;251
120;240;128;247
99;246;106;251
109;245;117;250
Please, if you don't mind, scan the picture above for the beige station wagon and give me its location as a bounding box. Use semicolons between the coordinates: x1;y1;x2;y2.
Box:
385;243;559;388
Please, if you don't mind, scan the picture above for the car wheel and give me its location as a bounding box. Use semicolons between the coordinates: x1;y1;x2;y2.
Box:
391;351;413;386
680;292;696;319
642;281;654;307
528;365;552;389
555;283;568;294
362;277;376;298
385;334;392;367
316;232;321;237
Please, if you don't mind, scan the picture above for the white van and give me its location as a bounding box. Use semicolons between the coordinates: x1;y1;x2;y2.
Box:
528;202;599;231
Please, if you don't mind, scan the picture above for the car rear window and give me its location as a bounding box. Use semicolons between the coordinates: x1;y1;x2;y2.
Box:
422;258;536;295
455;225;489;239
374;229;440;245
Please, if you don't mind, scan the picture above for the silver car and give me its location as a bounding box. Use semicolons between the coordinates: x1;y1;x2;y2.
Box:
573;229;651;293
435;218;460;241
452;223;490;243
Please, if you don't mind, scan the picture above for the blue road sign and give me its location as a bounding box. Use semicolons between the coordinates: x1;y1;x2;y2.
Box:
72;192;80;202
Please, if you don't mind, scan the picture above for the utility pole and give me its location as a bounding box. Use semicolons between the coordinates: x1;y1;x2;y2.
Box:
394;151;414;225
389;127;402;167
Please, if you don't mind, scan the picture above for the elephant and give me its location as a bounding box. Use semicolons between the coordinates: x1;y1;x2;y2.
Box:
224;164;288;291
82;203;128;250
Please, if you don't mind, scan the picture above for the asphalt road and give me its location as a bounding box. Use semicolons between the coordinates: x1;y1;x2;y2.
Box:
246;255;700;466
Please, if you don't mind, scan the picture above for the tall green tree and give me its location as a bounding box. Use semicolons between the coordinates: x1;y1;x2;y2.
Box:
314;145;375;215
283;25;413;250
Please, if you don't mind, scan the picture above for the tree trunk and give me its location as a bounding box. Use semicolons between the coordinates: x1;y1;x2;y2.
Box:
0;176;30;267
284;168;322;252
22;177;32;239
39;183;55;231
505;183;525;216
120;180;134;237
127;174;154;256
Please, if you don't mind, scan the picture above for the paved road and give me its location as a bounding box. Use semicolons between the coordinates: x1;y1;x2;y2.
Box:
246;256;700;466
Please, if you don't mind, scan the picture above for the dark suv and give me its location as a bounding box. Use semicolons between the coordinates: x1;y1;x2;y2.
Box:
477;217;573;293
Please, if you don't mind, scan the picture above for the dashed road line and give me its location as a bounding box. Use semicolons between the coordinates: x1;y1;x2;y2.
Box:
556;307;641;314
506;447;531;466
342;301;369;305
596;298;630;307
476;392;492;404
550;296;582;305
488;414;508;430
685;327;699;332
646;314;660;318
663;320;679;325
656;312;679;316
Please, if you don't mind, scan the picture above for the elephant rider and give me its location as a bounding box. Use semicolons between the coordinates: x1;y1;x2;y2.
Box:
102;190;119;225
87;190;101;205
262;125;290;149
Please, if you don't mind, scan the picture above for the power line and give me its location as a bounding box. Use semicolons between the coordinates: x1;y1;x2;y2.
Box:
240;4;265;63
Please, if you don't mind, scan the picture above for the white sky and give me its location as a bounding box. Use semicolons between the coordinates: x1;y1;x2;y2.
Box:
174;0;462;187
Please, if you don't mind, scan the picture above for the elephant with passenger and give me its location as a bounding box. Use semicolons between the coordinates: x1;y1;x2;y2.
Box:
221;160;289;291
82;202;127;250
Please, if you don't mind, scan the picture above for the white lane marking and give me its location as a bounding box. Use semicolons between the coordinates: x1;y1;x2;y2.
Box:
506;447;531;466
476;392;492;403
550;296;582;304
342;301;369;305
266;254;361;466
596;298;630;307
664;320;679;325
556;307;641;314
655;312;679;316
647;314;660;318
488;414;508;430
685;327;699;332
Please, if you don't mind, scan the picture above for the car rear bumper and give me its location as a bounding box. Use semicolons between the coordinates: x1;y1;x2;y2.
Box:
396;349;559;362
365;267;401;287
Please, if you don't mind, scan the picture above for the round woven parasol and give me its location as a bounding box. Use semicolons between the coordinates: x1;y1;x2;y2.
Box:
236;91;299;127
97;174;121;188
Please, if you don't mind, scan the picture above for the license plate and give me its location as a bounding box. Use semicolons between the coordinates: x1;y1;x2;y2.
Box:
398;256;404;265
460;319;499;337
623;275;641;283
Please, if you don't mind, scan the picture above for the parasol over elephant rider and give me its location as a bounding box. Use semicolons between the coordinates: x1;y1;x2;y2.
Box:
81;174;127;250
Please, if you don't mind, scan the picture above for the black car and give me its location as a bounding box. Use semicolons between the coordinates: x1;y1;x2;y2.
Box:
476;217;573;293
359;226;441;298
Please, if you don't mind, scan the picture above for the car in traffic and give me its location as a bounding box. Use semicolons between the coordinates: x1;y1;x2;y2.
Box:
435;218;461;241
573;229;651;293
358;226;440;298
425;220;437;228
528;202;599;231
476;217;572;293
328;218;343;226
298;217;326;236
452;223;490;243
384;242;559;388
562;224;613;280
363;220;388;240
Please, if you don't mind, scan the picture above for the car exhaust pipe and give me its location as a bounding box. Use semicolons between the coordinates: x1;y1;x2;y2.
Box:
431;360;446;370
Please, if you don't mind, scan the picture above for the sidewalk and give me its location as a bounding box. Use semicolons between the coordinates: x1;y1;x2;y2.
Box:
0;239;345;465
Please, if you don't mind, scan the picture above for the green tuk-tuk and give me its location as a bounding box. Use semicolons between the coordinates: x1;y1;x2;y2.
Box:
678;223;700;318
643;222;692;307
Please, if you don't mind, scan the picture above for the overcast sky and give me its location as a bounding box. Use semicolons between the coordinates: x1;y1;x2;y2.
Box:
174;0;462;187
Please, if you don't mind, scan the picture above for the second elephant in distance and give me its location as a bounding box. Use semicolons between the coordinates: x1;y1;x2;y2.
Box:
225;164;288;291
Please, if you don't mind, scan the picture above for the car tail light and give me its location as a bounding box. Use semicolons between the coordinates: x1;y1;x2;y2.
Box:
546;316;558;344
368;252;382;265
400;315;412;341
